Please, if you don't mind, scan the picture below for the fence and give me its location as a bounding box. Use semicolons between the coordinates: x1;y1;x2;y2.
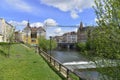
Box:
38;48;85;80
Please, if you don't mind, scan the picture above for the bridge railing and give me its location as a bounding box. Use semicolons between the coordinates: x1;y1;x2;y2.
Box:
38;47;85;80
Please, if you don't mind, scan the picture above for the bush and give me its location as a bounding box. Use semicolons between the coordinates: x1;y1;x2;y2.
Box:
38;37;57;51
76;42;86;51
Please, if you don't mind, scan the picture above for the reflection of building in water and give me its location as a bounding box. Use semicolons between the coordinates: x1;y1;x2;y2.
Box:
22;22;46;46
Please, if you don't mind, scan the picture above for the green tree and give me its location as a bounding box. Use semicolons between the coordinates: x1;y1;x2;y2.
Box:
93;0;120;58
7;27;15;57
86;0;120;79
76;42;86;52
38;37;57;51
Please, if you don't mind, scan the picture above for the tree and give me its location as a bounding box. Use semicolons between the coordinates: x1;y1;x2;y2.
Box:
93;0;120;58
38;37;57;52
85;0;120;79
6;27;15;57
76;42;86;52
0;27;15;57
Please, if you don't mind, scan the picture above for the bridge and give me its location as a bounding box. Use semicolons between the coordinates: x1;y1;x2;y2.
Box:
57;42;76;49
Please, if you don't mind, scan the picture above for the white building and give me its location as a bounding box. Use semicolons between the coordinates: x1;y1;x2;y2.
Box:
63;32;77;43
0;18;15;42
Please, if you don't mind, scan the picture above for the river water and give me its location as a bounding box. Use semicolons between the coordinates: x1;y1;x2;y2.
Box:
50;50;100;80
51;50;87;63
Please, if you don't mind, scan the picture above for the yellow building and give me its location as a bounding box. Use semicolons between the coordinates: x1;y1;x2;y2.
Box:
22;22;46;46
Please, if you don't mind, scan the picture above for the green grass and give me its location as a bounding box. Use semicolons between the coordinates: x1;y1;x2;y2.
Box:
0;44;62;80
69;73;80;80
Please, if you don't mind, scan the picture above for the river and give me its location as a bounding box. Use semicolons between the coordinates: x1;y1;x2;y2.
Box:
50;50;100;80
51;50;87;63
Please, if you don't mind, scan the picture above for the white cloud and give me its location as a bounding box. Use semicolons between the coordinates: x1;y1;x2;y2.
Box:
41;0;94;19
8;18;58;30
74;28;78;32
71;11;79;19
9;18;58;27
95;18;98;22
9;20;43;27
54;28;64;36
8;20;28;30
5;0;34;12
44;18;58;26
31;22;43;27
54;28;61;34
9;20;28;26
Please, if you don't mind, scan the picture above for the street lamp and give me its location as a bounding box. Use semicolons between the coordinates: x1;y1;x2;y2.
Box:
49;36;52;56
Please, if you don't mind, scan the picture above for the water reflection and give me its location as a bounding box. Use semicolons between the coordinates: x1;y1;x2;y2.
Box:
75;70;100;80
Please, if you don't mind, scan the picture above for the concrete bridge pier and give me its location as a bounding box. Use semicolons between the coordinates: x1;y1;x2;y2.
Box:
67;45;70;49
57;43;76;50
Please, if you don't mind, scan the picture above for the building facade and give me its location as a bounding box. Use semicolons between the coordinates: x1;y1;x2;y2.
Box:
14;31;23;42
52;36;63;43
22;22;46;46
63;32;77;43
53;31;77;43
0;18;15;42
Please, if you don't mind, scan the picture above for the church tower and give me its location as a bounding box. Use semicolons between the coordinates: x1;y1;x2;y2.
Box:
80;22;83;30
77;22;83;42
26;20;30;28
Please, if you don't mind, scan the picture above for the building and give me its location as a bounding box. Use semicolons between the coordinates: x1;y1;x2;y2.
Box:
0;18;15;42
14;31;23;42
62;31;77;43
63;32;77;43
22;22;46;46
52;32;77;49
52;36;63;43
52;31;77;43
77;22;88;42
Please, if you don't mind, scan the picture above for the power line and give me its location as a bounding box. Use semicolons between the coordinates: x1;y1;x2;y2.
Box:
44;24;80;27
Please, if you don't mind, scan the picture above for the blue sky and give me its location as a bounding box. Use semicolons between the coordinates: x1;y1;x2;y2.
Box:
0;0;96;37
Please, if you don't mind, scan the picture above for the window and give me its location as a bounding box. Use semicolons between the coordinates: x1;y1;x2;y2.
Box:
26;33;28;37
31;32;37;38
31;39;36;42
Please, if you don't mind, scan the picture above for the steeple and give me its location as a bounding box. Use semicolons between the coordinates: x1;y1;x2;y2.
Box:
80;22;83;30
27;20;30;27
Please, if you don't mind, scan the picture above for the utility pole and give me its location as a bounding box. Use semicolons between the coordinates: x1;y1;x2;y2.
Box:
49;36;52;56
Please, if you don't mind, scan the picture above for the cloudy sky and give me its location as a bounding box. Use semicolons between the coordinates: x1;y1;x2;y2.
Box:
0;0;96;37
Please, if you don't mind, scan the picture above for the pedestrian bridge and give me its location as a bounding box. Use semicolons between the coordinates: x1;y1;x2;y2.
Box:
57;42;76;49
63;60;118;71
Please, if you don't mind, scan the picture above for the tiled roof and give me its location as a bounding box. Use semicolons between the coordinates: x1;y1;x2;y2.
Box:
63;31;77;36
31;27;37;32
23;22;46;32
37;27;46;32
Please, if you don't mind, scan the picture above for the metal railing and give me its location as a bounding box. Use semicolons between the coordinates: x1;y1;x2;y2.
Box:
38;47;85;80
